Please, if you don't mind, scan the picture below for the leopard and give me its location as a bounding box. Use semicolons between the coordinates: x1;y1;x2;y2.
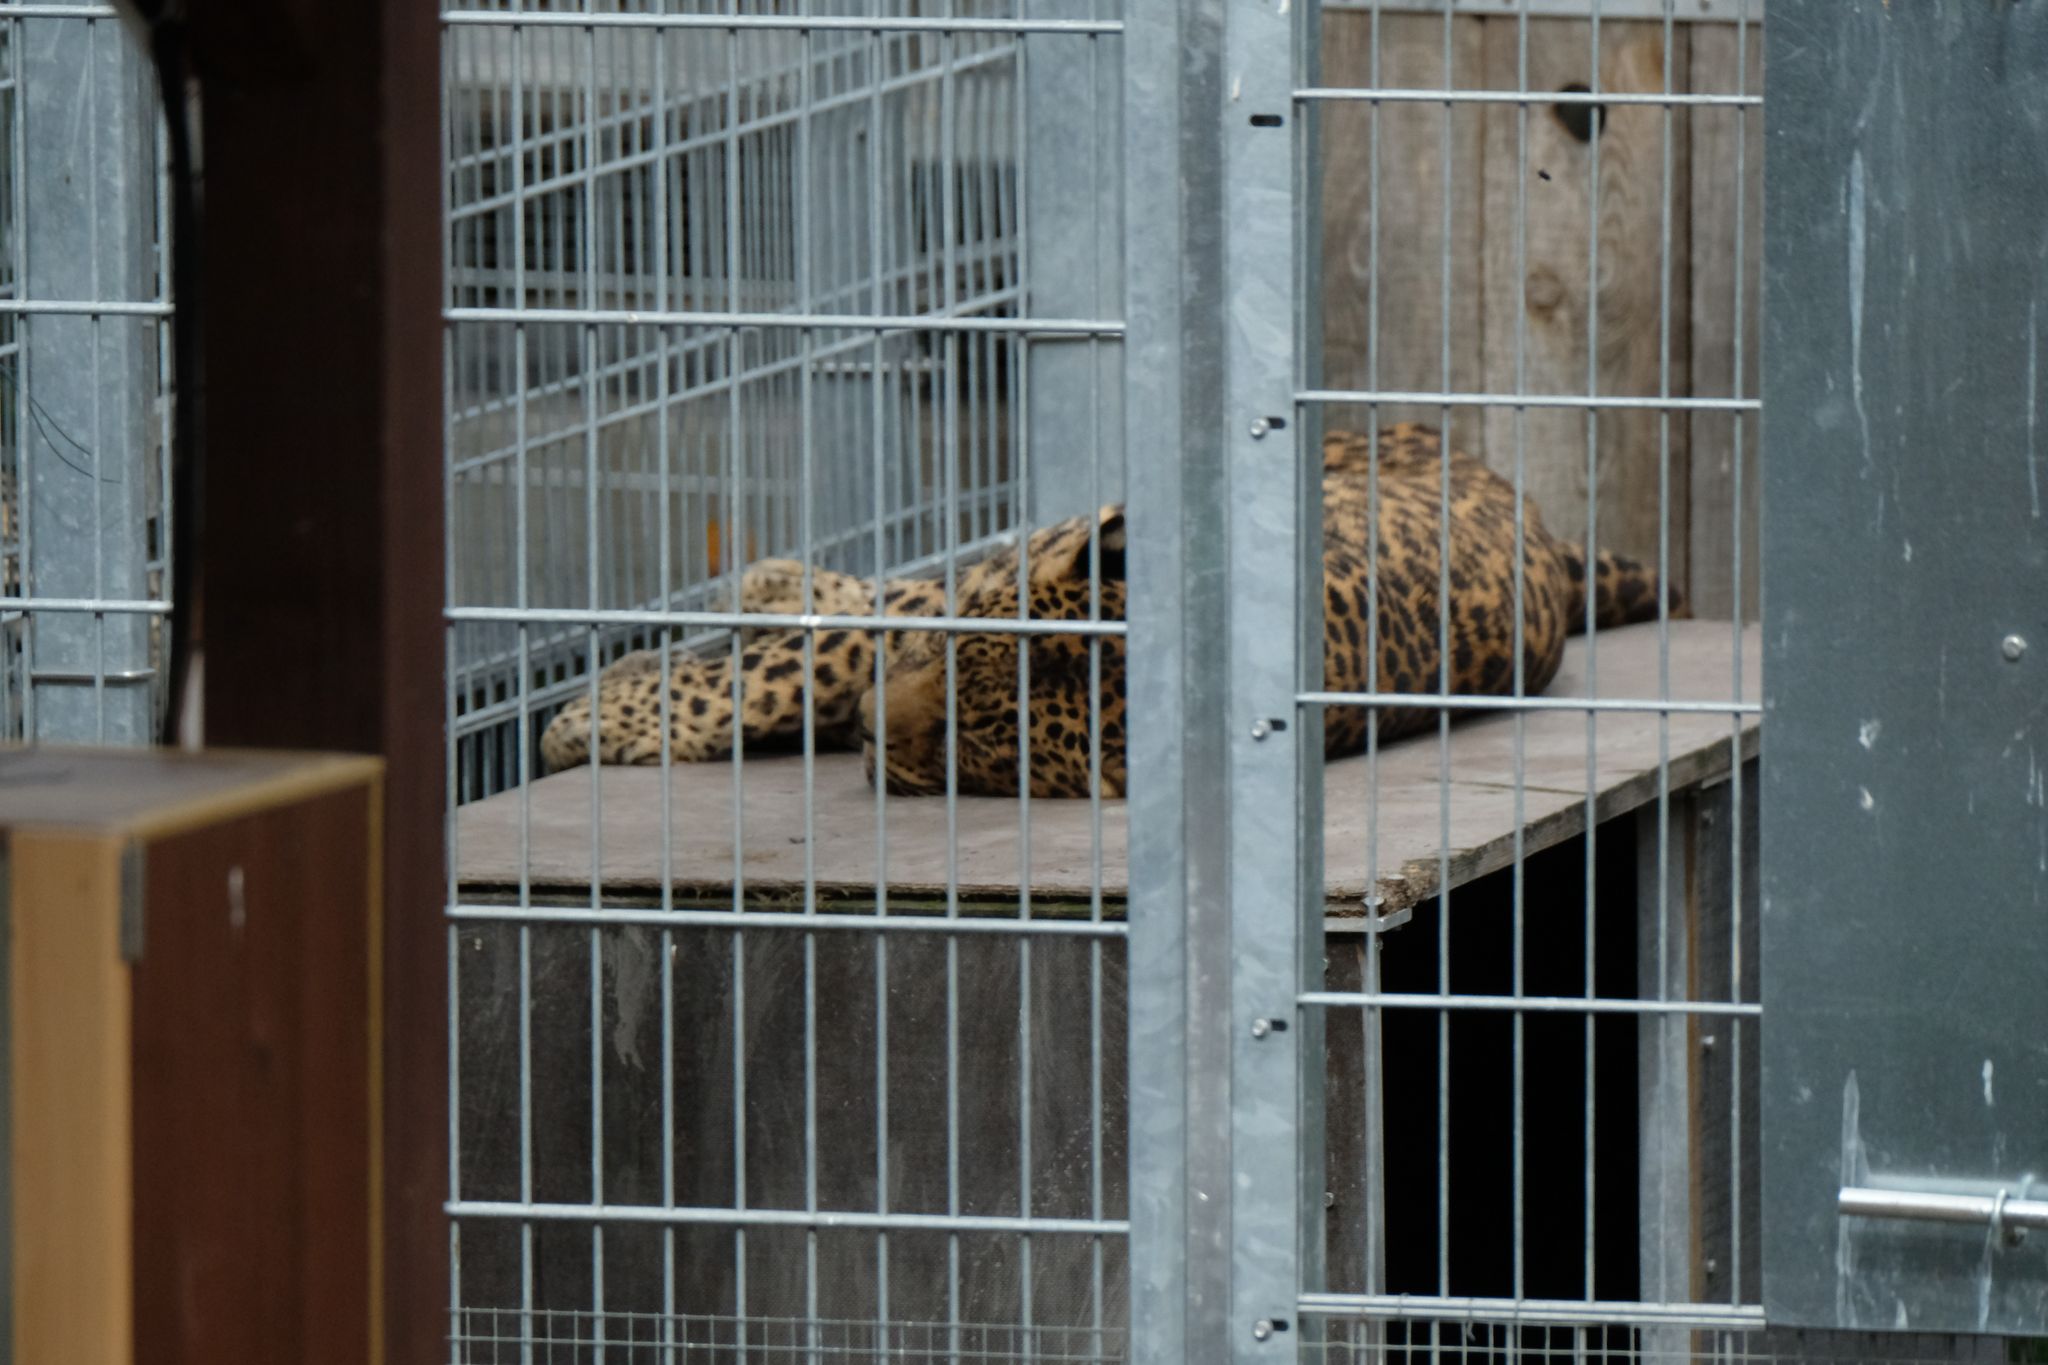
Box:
538;423;1684;798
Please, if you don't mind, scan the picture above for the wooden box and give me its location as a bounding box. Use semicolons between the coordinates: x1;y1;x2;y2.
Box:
449;624;1767;1343
1;747;383;1365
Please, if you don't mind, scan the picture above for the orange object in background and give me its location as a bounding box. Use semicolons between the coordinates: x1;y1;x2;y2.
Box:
704;518;759;575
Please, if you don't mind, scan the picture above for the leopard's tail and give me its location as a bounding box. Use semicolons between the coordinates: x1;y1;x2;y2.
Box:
1557;544;1689;631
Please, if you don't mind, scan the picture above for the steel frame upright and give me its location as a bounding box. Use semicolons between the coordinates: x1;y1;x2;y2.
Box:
1124;0;1326;1359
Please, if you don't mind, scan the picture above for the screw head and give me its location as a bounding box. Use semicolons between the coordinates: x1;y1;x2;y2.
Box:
1324;1190;1338;1209
2003;634;2029;662
1250;720;1271;741
1701;1033;1718;1052
1252;1320;1274;1342
1249;418;1270;439
1250;1018;1272;1040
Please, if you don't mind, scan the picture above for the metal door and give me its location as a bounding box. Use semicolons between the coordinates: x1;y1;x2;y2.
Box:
1761;0;2048;1337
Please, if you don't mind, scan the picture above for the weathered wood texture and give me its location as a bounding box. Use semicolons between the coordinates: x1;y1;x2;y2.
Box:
1686;21;1764;621
1637;788;1702;1340
1320;13;1762;617
449;789;1668;1339
450;750;2007;1365
1693;768;1761;1311
456;622;1759;916
449;619;1758;1342
1477;17;1692;573
1319;13;1489;460
453;923;1134;1343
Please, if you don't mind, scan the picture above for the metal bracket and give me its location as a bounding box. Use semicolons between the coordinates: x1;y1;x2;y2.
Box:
1361;896;1412;935
119;840;145;963
1321;899;1415;937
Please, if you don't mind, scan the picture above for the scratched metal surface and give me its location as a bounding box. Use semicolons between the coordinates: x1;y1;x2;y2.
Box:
1762;0;2048;1335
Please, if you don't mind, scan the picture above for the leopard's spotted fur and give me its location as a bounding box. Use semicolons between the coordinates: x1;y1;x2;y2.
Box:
538;424;1683;797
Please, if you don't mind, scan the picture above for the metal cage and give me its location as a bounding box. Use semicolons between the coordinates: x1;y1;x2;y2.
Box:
0;0;171;749
444;2;1043;804
441;1;1129;1357
13;0;2040;1361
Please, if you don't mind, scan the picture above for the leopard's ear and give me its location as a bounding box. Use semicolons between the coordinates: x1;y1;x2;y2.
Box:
1048;505;1126;585
1092;506;1126;583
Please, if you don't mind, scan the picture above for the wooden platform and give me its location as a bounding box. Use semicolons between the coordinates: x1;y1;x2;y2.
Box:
456;621;1760;915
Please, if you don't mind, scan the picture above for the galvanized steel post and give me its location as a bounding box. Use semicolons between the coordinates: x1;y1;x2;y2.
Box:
1222;0;1324;1356
1122;0;1230;1360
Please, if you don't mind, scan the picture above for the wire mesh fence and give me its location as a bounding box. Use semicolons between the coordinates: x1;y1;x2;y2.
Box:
440;0;1127;1356
1303;1320;2016;1365
405;1;2018;1362
1269;0;1775;1352
444;1308;2027;1365
451;1309;1126;1364
0;2;2031;1361
447;1309;2024;1365
0;0;171;747
444;0;1053;802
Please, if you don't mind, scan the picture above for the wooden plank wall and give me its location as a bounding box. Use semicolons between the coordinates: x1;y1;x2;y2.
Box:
1319;13;1763;621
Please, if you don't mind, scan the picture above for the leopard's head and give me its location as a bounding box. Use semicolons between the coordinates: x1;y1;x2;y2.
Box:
859;507;1128;798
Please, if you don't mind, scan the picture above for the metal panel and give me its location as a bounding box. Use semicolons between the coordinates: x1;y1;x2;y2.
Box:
1283;2;1837;1358
1762;0;2048;1336
441;5;1133;1357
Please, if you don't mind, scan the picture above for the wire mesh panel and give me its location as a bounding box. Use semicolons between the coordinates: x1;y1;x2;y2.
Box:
0;1;171;746
444;1;1053;802
1222;0;1838;1359
1235;1;2030;1360
452;1309;1127;1363
442;2;1127;1360
441;2;2040;1362
1304;1322;2012;1364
